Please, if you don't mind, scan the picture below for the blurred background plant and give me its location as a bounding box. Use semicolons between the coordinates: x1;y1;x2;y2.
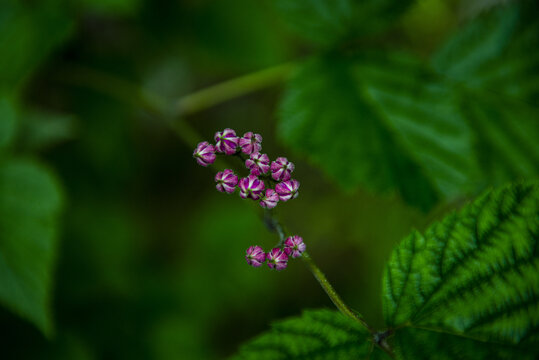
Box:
0;0;537;359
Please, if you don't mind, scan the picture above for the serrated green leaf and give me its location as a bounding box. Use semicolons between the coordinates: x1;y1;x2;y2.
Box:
464;95;539;186
432;2;539;185
278;54;477;210
383;181;539;359
274;0;413;47
432;6;519;80
432;2;539;100
275;0;353;46
232;309;387;360
0;158;63;335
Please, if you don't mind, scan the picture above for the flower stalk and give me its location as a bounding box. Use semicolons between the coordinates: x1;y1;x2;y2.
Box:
65;62;391;355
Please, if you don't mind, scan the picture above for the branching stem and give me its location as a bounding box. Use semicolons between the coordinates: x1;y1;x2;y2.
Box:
61;61;393;356
263;209;372;330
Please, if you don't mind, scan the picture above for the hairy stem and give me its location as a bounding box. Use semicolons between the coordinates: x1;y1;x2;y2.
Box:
263;209;373;333
60;61;388;352
301;251;373;332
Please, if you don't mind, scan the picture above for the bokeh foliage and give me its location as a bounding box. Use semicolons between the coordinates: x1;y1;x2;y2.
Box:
279;2;539;210
0;0;537;359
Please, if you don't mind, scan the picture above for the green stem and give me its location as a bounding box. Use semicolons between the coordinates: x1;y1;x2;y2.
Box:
174;62;296;116
59;62;295;149
301;252;373;332
59;62;382;346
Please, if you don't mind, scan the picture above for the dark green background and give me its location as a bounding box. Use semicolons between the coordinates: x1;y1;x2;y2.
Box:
0;0;537;359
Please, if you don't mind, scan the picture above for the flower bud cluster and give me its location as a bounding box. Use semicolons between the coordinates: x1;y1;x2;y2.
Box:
194;129;305;271
193;128;300;209
245;235;306;271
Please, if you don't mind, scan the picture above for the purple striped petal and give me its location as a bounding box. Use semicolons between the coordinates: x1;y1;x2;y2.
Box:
245;152;270;176
284;235;306;258
266;248;288;271
193;141;216;167
215;128;239;155
238;174;265;200
259;189;279;209
239;132;263;155
246;245;266;267
271;157;294;181
215;169;238;193
275;179;300;201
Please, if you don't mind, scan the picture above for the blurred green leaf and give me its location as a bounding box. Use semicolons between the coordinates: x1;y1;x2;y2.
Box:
76;0;141;16
275;0;354;47
432;6;519;80
383;181;539;359
0;96;17;149
278;54;476;210
464;96;539;186
275;0;413;46
279;2;539;210
232;309;387;359
432;4;539;186
184;0;291;72
0;158;63;336
433;2;539;101
0;0;74;93
400;0;455;53
18;110;77;151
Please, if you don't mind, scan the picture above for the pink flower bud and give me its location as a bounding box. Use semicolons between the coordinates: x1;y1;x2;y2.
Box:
215;169;239;193
266;248;288;271
245;152;270;176
239;132;262;155
270;157;294;181
193;141;216;167
246;245;266;267
275;179;300;201
214;128;239;155
238;174;265;200
284;235;306;258
259;189;279;209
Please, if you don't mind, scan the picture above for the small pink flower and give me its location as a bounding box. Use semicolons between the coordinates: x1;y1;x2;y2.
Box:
214;128;239;155
238;174;265;200
275;179;300;201
193;141;216;167
246;245;266;267
284;235;306;258
271;157;294;181
259;189;279;209
215;169;238;193
239;132;262;155
245;152;270;176
266;248;288;271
